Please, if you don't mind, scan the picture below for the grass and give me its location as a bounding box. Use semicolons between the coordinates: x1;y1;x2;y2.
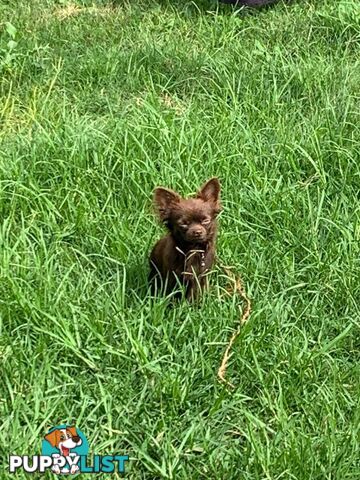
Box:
0;0;359;478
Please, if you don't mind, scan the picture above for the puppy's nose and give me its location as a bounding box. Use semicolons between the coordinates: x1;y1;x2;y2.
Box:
72;436;81;443
193;229;203;237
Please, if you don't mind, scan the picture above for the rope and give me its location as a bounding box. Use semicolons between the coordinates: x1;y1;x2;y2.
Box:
217;265;252;389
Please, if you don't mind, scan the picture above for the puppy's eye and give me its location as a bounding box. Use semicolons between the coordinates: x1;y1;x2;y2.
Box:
60;435;65;441
178;220;189;229
202;218;211;225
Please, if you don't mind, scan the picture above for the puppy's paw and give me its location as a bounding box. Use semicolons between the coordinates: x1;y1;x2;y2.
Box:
70;464;79;474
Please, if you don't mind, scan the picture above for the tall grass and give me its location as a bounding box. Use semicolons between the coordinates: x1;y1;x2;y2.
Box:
0;1;359;478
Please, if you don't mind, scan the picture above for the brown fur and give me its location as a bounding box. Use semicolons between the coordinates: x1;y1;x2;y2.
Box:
149;178;221;301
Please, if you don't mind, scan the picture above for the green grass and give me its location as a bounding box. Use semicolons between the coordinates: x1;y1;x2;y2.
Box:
1;0;360;478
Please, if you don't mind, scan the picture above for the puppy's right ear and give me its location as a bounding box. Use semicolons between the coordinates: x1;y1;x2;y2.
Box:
153;187;181;221
44;429;60;448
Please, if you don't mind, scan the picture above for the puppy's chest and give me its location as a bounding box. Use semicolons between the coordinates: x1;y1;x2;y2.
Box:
174;247;212;278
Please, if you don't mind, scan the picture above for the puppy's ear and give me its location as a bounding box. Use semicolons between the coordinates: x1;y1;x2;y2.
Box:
44;429;60;448
153;187;181;221
67;426;77;437
197;178;221;212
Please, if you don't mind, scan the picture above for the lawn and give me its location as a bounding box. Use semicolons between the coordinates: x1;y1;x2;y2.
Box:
0;0;359;478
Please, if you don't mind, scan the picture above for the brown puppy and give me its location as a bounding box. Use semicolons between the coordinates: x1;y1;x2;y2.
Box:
149;178;221;300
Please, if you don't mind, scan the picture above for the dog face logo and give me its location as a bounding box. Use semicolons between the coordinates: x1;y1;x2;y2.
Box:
9;425;129;475
42;425;88;475
44;426;82;457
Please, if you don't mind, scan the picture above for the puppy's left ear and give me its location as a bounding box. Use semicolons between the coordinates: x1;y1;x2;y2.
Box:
197;177;221;212
67;426;77;437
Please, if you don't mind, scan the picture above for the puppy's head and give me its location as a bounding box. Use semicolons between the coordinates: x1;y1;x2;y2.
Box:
154;178;221;244
45;426;82;452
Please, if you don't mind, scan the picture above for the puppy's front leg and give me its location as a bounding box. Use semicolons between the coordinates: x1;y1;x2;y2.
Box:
70;464;79;474
186;274;209;301
51;454;61;475
185;280;200;302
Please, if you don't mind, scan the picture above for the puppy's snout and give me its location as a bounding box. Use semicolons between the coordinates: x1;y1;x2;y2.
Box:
188;225;206;240
72;436;81;444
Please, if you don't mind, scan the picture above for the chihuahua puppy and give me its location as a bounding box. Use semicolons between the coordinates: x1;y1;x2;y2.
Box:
149;178;221;300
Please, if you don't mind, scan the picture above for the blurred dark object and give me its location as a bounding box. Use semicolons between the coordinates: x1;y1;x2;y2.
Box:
220;0;279;6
